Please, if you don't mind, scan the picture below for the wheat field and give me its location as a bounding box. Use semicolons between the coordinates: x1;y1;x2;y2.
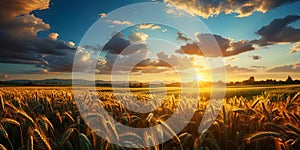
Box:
0;86;299;150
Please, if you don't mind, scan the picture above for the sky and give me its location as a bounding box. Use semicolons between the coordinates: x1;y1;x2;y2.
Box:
0;0;300;82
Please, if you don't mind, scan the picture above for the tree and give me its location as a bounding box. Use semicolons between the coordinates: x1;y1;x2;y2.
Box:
286;75;293;83
248;76;255;83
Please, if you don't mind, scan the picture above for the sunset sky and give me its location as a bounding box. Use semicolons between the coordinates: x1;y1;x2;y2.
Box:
0;0;300;82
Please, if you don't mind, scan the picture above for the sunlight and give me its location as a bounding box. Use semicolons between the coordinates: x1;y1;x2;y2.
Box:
196;73;203;81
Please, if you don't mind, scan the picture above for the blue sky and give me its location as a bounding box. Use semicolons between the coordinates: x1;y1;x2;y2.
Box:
0;0;300;82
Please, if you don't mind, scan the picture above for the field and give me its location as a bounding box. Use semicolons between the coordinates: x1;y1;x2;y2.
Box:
0;85;300;150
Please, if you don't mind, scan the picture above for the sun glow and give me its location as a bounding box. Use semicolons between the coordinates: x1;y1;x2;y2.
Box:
196;74;203;81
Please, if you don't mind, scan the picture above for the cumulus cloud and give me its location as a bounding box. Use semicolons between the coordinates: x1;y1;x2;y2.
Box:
0;0;50;22
95;50;193;75
251;55;262;60
98;13;107;18
163;0;299;18
137;23;161;30
151;26;161;30
67;41;75;48
103;32;147;55
252;15;300;46
268;63;300;72
95;48;150;74
177;32;191;42
0;2;75;67
138;23;154;29
289;42;300;54
106;20;133;26
176;33;255;57
0;0;84;75
129;32;149;43
48;32;59;41
156;52;192;69
43;46;96;73
165;4;191;18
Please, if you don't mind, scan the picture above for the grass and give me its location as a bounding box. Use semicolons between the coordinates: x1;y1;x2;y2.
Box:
0;85;299;149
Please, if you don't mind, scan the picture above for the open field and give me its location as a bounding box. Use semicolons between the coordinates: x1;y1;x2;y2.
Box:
0;85;300;149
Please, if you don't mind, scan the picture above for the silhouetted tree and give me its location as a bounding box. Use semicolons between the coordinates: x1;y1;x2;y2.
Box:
286;75;293;84
248;76;255;84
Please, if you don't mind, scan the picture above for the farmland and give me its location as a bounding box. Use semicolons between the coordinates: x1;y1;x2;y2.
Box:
0;85;299;150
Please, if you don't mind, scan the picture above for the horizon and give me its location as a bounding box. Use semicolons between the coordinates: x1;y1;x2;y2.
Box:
1;75;299;84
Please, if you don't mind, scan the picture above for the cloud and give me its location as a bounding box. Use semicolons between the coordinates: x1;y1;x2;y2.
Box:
48;32;59;41
177;32;191;42
43;46;95;73
289;42;300;54
151;25;161;30
0;0;79;74
137;23;161;30
0;74;8;80
176;33;255;57
251;55;262;60
268;63;300;72
67;41;75;47
106;20;133;26
129;32;149;43
252;15;300;46
103;32;147;55
165;4;191;18
225;65;256;73
95;51;192;75
251;66;266;69
156;52;192;69
138;23;154;29
95;48;150;74
0;15;75;66
163;0;299;18
228;57;238;61
206;65;256;74
99;13;107;18
0;0;50;22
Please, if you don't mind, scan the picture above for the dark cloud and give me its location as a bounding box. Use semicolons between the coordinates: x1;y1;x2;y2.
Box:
164;0;299;18
176;33;255;57
252;15;300;46
268;63;300;72
251;55;262;60
131;52;193;74
0;0;77;73
95;51;192;75
177;32;191;42
103;32;147;55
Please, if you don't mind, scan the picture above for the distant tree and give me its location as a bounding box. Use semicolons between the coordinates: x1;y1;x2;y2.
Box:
242;76;255;85
248;76;255;84
286;75;293;83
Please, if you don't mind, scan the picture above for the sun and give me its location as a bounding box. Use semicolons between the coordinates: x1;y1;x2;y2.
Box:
196;74;203;81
